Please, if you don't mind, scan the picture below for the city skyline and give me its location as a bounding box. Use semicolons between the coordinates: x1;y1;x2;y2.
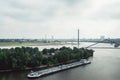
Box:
0;0;120;39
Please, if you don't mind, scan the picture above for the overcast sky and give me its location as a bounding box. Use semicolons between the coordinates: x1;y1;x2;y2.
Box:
0;0;120;39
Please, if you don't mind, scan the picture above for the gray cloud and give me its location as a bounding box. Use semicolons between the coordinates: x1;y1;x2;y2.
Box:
62;0;82;6
85;1;120;20
0;0;120;39
0;0;62;22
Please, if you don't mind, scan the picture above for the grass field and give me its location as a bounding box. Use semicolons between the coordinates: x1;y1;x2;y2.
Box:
0;42;68;46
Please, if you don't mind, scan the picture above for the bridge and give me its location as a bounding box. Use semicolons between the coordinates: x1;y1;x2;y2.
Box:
85;39;120;49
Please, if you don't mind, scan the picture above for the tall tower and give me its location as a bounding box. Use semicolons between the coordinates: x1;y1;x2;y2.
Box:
78;29;80;48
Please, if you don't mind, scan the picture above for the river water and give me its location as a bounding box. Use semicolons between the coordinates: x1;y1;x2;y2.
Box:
0;42;120;80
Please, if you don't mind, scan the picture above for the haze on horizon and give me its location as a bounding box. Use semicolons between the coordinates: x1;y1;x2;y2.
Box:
0;0;120;39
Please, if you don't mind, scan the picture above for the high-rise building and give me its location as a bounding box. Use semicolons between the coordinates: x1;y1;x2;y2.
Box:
100;36;105;41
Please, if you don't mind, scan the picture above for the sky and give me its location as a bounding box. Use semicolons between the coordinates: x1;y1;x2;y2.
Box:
0;0;120;39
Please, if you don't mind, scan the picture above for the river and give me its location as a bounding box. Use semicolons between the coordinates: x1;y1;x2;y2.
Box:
0;42;120;80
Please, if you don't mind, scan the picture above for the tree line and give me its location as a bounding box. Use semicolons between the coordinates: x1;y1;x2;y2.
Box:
0;47;94;70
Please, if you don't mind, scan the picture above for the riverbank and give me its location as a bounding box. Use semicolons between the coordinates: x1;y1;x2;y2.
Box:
0;59;81;73
0;46;93;73
0;42;70;46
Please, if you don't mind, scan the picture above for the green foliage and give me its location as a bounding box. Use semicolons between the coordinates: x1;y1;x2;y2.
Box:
42;48;48;54
42;57;48;65
0;46;94;70
0;47;43;70
53;47;94;63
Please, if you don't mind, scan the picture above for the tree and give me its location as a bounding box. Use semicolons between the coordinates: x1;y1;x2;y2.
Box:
0;46;94;70
36;52;43;65
42;48;48;55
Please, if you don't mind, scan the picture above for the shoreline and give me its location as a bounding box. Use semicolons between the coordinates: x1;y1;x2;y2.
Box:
0;42;72;47
0;59;80;73
0;45;93;73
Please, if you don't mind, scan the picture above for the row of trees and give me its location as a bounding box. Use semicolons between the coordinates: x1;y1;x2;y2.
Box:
42;47;93;65
0;47;42;70
0;47;94;70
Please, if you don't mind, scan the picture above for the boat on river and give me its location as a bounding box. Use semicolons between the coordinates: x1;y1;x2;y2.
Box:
27;59;91;79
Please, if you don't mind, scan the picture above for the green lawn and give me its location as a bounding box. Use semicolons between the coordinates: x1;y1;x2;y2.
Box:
0;42;68;46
